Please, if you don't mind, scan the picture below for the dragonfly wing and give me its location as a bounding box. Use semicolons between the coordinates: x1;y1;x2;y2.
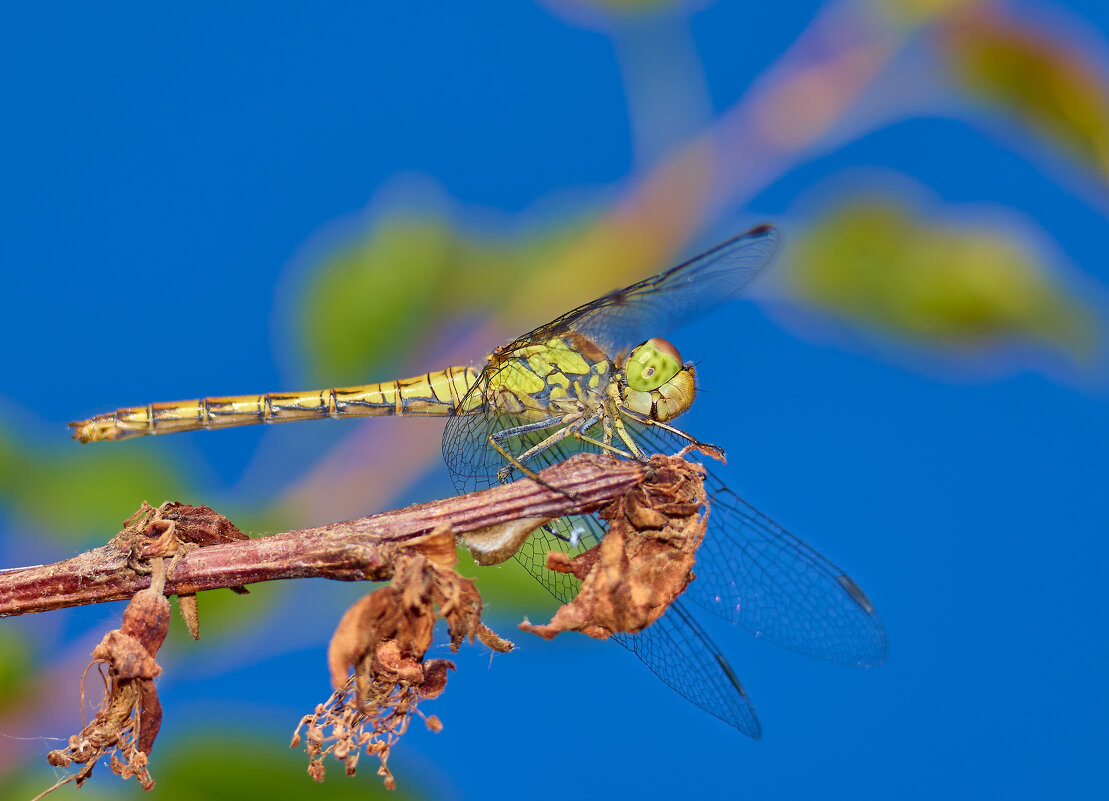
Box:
442;370;500;496
614;600;761;736
526;505;761;734
444;404;761;734
630;422;888;667
504;224;781;358
444;382;603;601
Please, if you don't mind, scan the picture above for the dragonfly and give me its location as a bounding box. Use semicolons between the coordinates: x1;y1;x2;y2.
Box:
71;223;886;736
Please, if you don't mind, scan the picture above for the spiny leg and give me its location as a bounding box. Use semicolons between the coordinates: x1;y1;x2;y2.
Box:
491;415;566;444
486;426;586;546
612;403;647;460
623;410;722;453
572;429;633;459
500;410;601;477
488;432;562;487
487;412;596;499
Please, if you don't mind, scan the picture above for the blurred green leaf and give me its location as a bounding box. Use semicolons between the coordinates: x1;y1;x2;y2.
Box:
155;736;424;800
297;218;456;385
10;733;426;800
567;0;686;13
0;627;32;707
457;545;561;618
0;427;188;541
870;0;986;28
296;212;593;385
788;199;1100;361
941;8;1109;178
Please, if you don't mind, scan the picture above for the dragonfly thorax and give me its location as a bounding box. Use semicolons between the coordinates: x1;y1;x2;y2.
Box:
484;333;612;421
619;338;695;423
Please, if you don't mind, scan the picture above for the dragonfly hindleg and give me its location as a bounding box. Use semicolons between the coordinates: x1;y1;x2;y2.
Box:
488;418;593;501
491;415;566;444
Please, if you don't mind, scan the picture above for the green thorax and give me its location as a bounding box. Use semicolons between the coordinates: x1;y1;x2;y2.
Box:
484;333;612;420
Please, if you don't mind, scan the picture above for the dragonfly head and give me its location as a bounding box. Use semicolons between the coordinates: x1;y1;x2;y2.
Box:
622;338;696;423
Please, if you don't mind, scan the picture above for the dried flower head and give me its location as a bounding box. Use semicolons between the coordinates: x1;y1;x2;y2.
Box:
293;526;511;789
42;561;172;796
520;453;709;640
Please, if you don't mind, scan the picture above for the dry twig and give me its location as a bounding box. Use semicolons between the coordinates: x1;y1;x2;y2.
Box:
4;451;711;794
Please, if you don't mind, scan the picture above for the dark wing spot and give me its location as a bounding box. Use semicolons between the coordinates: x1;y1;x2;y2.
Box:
836;574;876;615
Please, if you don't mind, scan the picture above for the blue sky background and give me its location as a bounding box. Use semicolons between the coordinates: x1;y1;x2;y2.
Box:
1;2;1107;799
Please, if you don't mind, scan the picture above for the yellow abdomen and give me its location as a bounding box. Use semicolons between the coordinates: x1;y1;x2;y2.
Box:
70;366;481;443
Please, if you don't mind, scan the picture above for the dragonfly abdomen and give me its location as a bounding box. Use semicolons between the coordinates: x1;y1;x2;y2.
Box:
69;366;481;443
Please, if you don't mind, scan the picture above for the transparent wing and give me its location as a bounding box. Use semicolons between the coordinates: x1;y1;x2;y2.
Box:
444;396;887;668
444;394;761;734
501;224;780;358
443;367;601;602
630;422;888;667
613;600;761;736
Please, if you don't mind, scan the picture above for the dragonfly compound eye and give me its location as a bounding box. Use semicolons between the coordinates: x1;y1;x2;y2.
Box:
626;338;683;392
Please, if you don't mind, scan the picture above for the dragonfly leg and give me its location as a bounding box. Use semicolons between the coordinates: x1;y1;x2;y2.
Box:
506;410;600;472
619;408;724;457
550;521;587;548
491;415;565;444
572;429;633;459
612;405;647;460
488;422;582;499
601;406;613;447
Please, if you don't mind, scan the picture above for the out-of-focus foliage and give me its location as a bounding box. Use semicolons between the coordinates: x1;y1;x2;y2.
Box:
941;7;1109;178
456;545;561;617
154;737;421;800
871;0;986;28
571;0;685;11
787;197;1099;361
297;218;458;385
295;158;719;391
295;206;665;388
0;627;32;707
539;0;698;26
295;214;580;386
0;427;187;541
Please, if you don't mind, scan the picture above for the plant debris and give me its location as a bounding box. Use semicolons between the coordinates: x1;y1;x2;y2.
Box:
292;525;512;789
519;453;710;640
38;560;172;797
116;501;251;639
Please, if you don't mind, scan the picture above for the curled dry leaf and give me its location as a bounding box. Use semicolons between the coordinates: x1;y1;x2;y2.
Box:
114;501;250;641
463;515;554;566
44;576;172;794
519;454;709;640
116;501;248;560
296;525;512;789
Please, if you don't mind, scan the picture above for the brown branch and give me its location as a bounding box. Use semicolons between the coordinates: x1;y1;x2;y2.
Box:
0;453;645;618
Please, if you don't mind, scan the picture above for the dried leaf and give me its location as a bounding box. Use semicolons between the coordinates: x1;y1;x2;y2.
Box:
520;455;708;640
303;540;511;789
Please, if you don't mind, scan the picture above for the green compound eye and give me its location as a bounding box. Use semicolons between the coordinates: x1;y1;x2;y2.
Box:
626;338;683;391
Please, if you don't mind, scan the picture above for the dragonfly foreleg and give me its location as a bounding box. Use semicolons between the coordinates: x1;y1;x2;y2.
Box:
601;405;613;447
619;409;725;459
612;404;647;461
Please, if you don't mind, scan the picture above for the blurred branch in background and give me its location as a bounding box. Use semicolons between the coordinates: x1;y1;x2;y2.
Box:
775;174;1102;378
5;1;1109;793
270;0;1109;526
